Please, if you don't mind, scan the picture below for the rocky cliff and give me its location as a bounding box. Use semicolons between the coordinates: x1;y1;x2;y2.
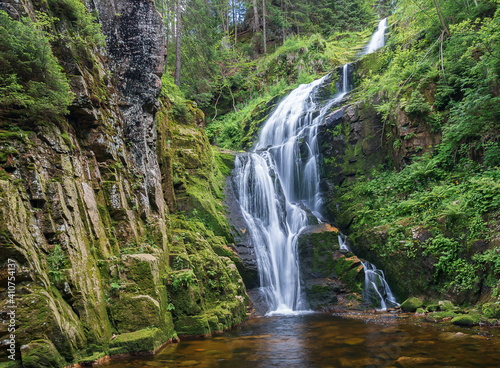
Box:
317;55;500;309
0;0;246;366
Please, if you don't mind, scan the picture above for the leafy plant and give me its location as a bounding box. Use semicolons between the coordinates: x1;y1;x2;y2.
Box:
48;244;67;284
0;11;74;121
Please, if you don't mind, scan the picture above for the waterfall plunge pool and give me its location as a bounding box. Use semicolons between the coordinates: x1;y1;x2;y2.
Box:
100;312;500;368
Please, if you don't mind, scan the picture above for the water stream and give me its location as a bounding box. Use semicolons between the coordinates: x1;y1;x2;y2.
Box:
101;313;500;368
234;18;394;313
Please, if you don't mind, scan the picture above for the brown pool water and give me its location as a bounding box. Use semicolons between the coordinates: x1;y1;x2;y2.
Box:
101;312;500;368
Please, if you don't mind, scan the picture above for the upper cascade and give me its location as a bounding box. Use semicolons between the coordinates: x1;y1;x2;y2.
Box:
363;18;388;55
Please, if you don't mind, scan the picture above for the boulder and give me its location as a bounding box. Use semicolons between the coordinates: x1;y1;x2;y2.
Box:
400;297;423;312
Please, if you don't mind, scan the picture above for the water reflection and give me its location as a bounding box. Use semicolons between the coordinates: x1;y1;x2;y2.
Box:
101;313;500;368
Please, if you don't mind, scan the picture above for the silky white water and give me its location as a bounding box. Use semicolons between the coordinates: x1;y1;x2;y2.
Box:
363;18;388;55
234;19;395;313
234;69;350;313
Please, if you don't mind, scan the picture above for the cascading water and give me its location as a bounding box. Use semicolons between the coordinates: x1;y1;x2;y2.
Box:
363;18;388;55
234;18;395;313
336;234;399;309
234;71;350;314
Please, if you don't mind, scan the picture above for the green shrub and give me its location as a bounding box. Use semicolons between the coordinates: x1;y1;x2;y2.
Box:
405;90;431;116
0;11;74;121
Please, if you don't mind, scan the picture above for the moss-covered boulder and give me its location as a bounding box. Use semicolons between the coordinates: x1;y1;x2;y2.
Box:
415;307;426;315
426;302;440;312
426;311;458;322
109;328;169;356
451;314;481;326
298;223;339;280
400;297;423;312
20;339;67;368
296;224;363;309
438;300;455;311
482;302;500;319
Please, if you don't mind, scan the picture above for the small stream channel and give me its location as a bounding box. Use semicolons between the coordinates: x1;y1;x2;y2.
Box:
101;312;500;368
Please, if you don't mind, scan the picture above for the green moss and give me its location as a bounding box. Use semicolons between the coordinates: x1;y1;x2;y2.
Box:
76;351;106;365
0;361;17;368
305;284;339;309
213;149;235;176
108;295;160;333
451;314;481;326
400;297;424;312
481;302;500;319
109;328;167;355
174;315;211;336
60;131;75;150
426;311;458;321
438;300;455;311
20;339;66;368
426;303;440;312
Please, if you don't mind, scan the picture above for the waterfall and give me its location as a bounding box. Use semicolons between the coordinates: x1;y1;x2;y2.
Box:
234;74;349;314
234;19;394;314
363;18;388;55
336;235;399;310
361;261;399;310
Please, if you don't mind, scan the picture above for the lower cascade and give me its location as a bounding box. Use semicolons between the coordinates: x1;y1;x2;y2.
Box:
234;18;397;313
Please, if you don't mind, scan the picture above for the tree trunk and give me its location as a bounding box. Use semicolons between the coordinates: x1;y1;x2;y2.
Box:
234;0;237;44
226;3;230;38
433;0;450;36
252;0;260;34
164;0;170;73
262;0;266;53
174;0;181;87
281;0;285;44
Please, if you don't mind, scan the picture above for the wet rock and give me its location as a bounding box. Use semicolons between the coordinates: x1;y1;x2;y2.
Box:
343;337;365;345
425;311;458;322
415;307;426;316
92;0;167;214
450;314;481;326
394;356;438;367
298;223;339;280
400;297;423;312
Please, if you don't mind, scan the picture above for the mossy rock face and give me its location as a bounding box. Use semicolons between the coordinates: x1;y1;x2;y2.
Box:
333;253;364;294
451;314;481;326
167;219;247;336
20;339;66;368
12;286;87;362
482;302;500;319
400;297;424;312
109;328;168;355
415;307;426;314
174;315;211;336
108;294;161;333
304;281;340;309
170;124;234;242
240;92;289;150
438;300;454;311
298;223;339;280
